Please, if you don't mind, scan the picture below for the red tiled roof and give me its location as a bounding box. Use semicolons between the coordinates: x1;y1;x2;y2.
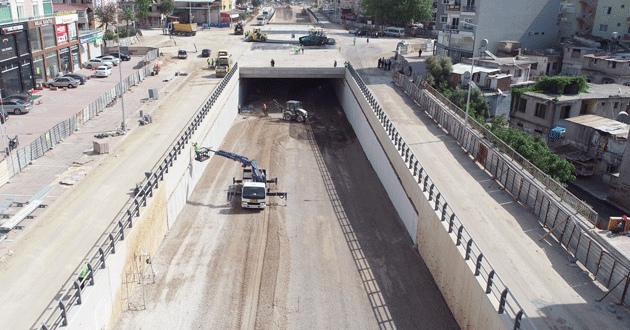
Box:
53;4;88;12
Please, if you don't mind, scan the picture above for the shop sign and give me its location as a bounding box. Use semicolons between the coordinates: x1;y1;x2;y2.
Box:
79;31;103;43
56;10;77;16
57;25;68;45
55;14;78;25
1;25;23;34
32;18;54;27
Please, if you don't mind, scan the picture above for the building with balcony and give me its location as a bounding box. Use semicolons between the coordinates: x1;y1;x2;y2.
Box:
558;0;599;40
434;0;561;63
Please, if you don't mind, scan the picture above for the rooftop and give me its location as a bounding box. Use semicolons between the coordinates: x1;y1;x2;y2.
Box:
462;56;538;67
565;114;629;138
584;53;630;62
525;83;630;101
451;63;500;75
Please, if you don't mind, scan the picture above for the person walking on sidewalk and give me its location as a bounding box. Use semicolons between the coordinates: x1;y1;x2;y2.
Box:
419;48;423;57
378;58;382;68
271;59;275;67
353;38;356;45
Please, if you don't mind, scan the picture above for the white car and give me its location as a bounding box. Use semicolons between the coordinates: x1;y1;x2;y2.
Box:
84;58;113;69
100;55;120;66
94;66;112;77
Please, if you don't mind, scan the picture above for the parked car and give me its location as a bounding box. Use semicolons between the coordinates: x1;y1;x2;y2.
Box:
2;99;31;115
107;52;131;61
201;49;211;57
99;55;120;65
63;73;88;84
3;93;34;104
84;58;113;69
348;28;358;34
0;108;8;123
94;66;112;77
178;49;188;59
46;76;79;88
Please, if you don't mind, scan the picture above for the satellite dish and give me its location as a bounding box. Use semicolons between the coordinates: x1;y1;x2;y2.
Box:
617;111;629;123
464;71;471;80
481;39;488;47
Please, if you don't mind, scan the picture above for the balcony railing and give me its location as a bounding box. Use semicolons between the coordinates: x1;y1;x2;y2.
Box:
459;23;473;31
462;5;476;12
0;12;54;24
445;4;461;11
443;24;459;30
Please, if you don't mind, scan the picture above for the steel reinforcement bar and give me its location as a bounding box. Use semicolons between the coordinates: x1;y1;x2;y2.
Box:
38;62;238;330
347;63;536;330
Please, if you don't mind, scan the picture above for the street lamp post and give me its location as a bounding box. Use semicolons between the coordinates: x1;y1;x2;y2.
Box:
118;39;126;131
463;22;477;130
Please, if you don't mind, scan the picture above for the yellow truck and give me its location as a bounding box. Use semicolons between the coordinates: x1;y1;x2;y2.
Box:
170;23;198;36
215;50;230;78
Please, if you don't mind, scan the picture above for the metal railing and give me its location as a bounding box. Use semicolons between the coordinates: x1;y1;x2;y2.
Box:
3;49;159;180
393;72;630;309
462;5;477;12
38;62;238;330
346;63;536;330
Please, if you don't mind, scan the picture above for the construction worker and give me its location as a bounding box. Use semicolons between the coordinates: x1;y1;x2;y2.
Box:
79;265;88;289
211;58;215;66
263;103;267;115
353;37;356;45
207;58;211;68
194;142;201;160
271;59;275;67
344;61;348;68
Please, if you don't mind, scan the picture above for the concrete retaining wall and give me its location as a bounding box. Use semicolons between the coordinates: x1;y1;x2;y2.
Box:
66;69;240;330
336;71;507;330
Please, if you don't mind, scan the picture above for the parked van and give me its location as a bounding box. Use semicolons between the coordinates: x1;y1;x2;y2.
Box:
178;49;187;59
384;27;405;37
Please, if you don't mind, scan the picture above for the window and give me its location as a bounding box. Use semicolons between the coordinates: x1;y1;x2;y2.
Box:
33;4;40;17
531;63;538;70
560;105;571;119
552;62;558;70
534;129;543;135
608;61;617;68
28;28;42;52
614;102;619;109
604;6;612;14
601;102;607;106
593;59;598;64
535;103;547;118
599;24;608;32
518;99;527;112
572;49;580;58
42;25;56;48
440;16;447;23
515;69;522;77
17;5;25;19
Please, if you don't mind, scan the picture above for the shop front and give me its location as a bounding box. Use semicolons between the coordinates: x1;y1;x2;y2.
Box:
0;22;32;96
28;15;80;88
79;29;104;65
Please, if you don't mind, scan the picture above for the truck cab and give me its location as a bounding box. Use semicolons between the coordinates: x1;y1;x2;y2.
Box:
241;182;267;209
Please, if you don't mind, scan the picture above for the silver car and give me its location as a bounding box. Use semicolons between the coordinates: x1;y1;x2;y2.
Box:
1;99;32;115
46;76;79;88
100;56;120;65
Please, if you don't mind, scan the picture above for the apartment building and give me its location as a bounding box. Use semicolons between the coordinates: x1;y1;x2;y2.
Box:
434;0;561;63
591;0;630;40
561;35;630;85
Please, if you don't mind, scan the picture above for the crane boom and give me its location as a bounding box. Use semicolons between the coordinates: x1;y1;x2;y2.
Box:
210;149;266;182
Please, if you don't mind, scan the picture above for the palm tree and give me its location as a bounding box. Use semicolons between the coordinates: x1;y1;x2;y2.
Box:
119;8;137;37
95;4;118;39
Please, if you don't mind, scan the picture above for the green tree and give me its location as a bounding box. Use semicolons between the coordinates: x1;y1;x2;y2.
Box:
444;87;489;121
136;0;152;20
119;8;136;37
251;0;262;8
95;4;118;39
424;55;453;92
489;116;575;182
361;0;433;25
159;0;175;16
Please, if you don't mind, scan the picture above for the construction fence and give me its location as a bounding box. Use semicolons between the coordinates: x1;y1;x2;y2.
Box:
1;49;159;184
392;72;630;308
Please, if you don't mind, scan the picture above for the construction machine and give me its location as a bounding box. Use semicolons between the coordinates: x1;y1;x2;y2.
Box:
271;99;309;123
299;27;336;46
234;22;244;35
245;28;268;42
215;50;230;78
194;147;287;209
